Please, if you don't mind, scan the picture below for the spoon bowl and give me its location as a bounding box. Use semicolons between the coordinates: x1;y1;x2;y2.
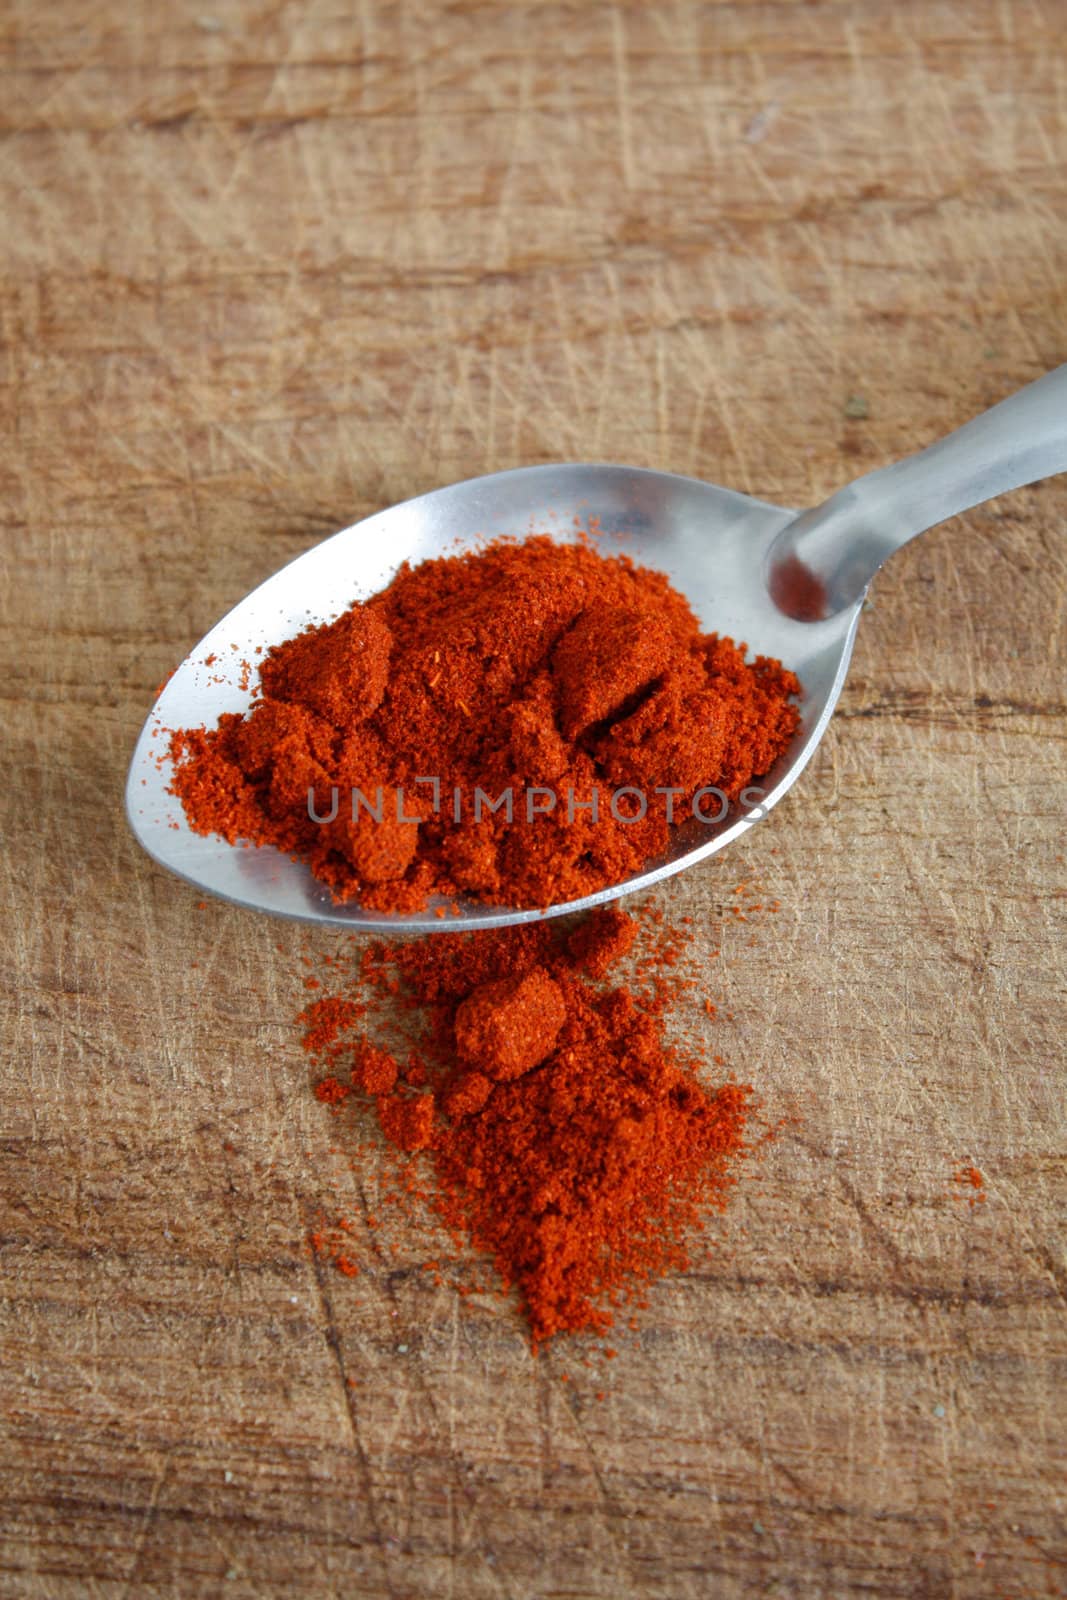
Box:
125;366;1066;930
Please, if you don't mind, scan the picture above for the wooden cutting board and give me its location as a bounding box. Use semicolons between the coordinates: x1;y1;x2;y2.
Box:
2;3;1064;1595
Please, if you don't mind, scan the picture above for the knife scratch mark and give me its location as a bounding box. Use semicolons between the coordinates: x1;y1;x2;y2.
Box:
306;1213;402;1600
115;1454;171;1600
610;8;636;190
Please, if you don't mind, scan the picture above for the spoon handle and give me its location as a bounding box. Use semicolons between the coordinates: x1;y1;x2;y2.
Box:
767;364;1067;620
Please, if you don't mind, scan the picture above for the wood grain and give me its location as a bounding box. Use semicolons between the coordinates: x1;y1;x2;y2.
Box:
1;2;1064;1595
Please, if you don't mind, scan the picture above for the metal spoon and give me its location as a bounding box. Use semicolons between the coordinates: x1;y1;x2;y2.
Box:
126;366;1067;931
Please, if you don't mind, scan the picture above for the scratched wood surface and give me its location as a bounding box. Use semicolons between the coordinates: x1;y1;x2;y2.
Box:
2;2;1065;1595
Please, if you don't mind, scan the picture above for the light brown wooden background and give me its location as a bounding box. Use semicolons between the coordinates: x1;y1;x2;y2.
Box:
1;2;1064;1595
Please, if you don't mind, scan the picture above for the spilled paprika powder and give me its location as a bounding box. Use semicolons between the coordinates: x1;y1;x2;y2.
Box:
304;906;755;1345
168;534;800;912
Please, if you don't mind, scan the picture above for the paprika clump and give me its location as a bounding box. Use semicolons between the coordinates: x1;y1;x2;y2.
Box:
304;908;756;1346
168;535;800;911
453;966;567;1079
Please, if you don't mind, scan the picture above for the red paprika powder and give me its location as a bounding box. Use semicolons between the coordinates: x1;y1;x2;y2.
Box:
304;907;755;1345
168;535;800;912
167;533;792;1338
